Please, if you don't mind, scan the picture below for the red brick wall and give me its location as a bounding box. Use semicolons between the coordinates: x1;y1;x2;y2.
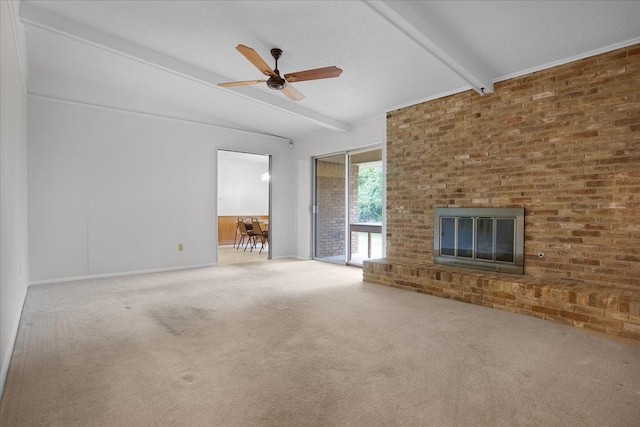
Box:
386;44;640;288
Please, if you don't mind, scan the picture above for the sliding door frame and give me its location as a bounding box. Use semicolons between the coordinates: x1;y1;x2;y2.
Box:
312;144;384;265
311;153;349;264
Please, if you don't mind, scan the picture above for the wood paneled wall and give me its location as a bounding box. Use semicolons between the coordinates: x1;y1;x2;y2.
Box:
218;215;268;245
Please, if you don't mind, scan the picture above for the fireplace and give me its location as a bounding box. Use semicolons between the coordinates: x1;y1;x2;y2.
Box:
433;208;524;274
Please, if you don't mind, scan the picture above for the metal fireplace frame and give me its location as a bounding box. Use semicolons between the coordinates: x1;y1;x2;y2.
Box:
433;207;524;275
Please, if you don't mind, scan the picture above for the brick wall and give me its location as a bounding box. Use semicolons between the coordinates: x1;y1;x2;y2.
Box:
386;44;640;288
315;160;360;258
316;160;345;258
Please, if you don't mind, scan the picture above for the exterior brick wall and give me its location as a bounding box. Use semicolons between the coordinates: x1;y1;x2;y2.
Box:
364;44;640;341
316;160;346;258
315;160;360;259
385;44;640;287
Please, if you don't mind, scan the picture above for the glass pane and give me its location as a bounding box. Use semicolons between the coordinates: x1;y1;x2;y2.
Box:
314;155;346;262
440;217;455;256
348;149;383;265
496;218;515;262
476;218;494;260
457;217;473;258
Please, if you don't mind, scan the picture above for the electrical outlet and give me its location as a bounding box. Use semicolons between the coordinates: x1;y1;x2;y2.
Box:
178;243;184;251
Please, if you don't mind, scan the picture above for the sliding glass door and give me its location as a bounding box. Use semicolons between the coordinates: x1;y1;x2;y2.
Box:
348;149;383;265
313;154;347;263
313;147;383;265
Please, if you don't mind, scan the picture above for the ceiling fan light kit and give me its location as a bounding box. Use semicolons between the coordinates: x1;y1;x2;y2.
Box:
218;44;342;101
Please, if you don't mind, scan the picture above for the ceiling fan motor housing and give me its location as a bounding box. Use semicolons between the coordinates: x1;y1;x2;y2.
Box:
267;76;286;90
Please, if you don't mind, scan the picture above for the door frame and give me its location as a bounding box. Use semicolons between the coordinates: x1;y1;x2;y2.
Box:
216;149;272;261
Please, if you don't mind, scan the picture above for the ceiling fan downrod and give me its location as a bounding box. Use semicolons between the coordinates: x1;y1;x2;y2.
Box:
267;48;286;90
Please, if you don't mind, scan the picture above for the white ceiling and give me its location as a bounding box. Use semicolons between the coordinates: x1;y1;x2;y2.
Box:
17;0;640;141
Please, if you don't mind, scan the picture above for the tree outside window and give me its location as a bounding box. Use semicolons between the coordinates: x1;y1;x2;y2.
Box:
358;166;382;223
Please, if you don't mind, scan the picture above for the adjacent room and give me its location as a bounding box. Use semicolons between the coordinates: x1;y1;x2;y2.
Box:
1;1;639;425
217;150;271;264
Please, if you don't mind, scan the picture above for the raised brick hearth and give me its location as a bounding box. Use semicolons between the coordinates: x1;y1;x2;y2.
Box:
363;258;640;340
364;44;640;341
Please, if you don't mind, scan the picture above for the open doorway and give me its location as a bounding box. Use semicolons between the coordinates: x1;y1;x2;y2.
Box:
313;147;383;266
217;150;271;264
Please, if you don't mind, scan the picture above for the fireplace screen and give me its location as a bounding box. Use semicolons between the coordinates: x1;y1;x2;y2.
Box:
434;208;524;274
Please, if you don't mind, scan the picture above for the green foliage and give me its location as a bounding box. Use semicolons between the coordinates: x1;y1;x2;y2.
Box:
358;167;382;223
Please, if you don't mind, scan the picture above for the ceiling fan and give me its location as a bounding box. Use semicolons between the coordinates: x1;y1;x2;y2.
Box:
217;44;343;101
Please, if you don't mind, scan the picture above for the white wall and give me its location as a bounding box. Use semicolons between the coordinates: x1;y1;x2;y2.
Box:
218;150;269;216
0;0;29;396
28;97;294;283
292;117;386;259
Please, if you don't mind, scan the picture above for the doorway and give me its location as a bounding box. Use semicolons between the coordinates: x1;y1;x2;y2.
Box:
217;150;271;264
313;147;383;266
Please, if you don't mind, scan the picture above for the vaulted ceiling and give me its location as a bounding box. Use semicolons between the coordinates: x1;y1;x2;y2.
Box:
16;0;640;140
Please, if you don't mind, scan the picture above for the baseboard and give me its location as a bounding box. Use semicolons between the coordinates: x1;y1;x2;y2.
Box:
28;263;217;286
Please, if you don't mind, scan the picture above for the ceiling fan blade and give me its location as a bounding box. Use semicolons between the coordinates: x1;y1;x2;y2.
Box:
281;83;305;101
236;44;278;78
217;79;266;88
284;66;343;83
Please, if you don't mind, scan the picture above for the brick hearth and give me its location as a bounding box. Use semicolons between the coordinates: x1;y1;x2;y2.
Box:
364;258;640;340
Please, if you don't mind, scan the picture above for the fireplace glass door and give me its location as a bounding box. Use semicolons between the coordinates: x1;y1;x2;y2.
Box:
434;208;524;274
476;218;494;260
457;217;474;258
495;219;515;262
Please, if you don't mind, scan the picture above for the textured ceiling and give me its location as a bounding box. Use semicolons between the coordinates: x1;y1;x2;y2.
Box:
17;0;640;140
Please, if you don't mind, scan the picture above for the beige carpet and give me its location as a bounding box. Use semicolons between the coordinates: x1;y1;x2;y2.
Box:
1;259;639;426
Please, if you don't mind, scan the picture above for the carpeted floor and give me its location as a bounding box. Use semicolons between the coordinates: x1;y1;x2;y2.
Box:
218;244;268;265
1;259;639;426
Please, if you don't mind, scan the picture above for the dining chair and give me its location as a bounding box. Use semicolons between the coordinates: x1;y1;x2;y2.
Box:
251;218;269;254
233;217;242;249
237;218;256;251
